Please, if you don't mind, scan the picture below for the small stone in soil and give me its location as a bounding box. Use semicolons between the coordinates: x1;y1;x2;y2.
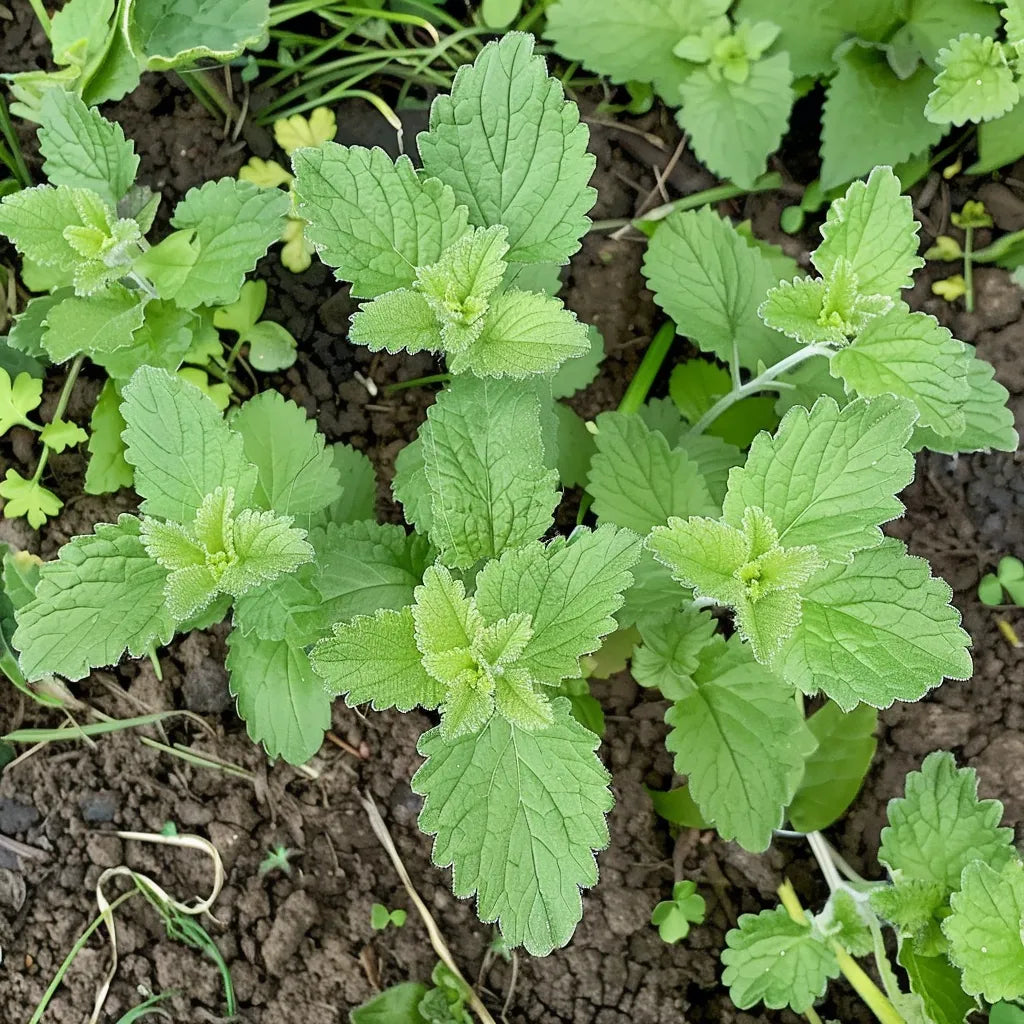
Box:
261;889;320;977
79;790;119;823
0;796;40;834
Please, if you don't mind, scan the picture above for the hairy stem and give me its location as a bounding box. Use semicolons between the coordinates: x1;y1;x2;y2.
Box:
688;344;832;437
779;879;907;1024
31;354;85;485
807;830;845;895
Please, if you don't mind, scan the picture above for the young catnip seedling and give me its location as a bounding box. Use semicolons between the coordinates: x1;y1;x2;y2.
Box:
721;752;1024;1020
10;365;382;764
0;89;289;525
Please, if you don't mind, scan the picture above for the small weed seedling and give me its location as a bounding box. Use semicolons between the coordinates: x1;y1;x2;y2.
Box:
0;90;290;526
979;556;1024;607
258;844;295;877
370;903;407;930
651;880;706;944
351;963;473;1024
721;753;1024;1021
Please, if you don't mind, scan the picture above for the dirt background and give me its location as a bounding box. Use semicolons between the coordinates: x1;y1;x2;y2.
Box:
1;8;1024;1024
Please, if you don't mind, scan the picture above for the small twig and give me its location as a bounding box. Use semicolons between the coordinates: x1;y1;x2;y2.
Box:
360;793;498;1024
0;832;48;862
325;730;369;759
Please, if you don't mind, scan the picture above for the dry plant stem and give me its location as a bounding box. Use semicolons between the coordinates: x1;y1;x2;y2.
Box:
360;793;498;1024
89;831;226;1024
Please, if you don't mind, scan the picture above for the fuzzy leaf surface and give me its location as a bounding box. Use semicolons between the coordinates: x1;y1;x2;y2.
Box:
587;411;717;533
722;396;917;564
778;540;973;709
121;367;257;522
226;631;329;765
0;185;114;269
413;700;612;955
292;144;469;297
926;35;1020;126
41;287;146;363
169;179;288;308
13;516;174;681
879;751;1014;889
473;526;641;685
419;377;558;567
419;33;596;265
643;207;798;370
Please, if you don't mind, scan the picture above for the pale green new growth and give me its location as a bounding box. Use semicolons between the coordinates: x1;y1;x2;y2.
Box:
944;861;1024;1001
926;35;1020;125
419;33;596;265
878;752;1014;890
722;906;839;1013
413;700;612;955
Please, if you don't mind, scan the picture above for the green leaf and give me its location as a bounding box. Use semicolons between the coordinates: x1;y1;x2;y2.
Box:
312;606;444;712
94;300;196;381
721;906;840;1012
787;702;877;833
310;443;377;528
226;630;328;765
911;356;1019;454
41;286;146;363
665;639;815;851
927;35;1020;126
418;377;558;568
0;184;116;270
820;890;873;957
350;983;430;1024
586;411;717;533
820;46;944;190
872;880;950;953
632;606;718;698
544;0;720;101
553;402;595;489
36;89;138;208
232;565;326;644
778;540;972;709
897;942;979;1024
169;178;288;308
474;525;641;685
450;289;590;378
292;144;469;298
50;0;114;66
879;751;1014;890
243;321;297;372
969;101;1024;174
0;471;62;529
944;860;1024;1002
39;418;88;453
722;395;917;564
678;54;793;189
646;784;710;828
651;880;706;943
813;165;924;297
551;325;604;398
642;206;799;370
120;366;257;522
419;33;596;265
230;389;342;518
129;0;269;69
0;368;42;432
8;293;68;360
13;515;175;680
905;0;1001;67
831;306;970;431
413;700;613;955
311;520;432;622
134;230;200;300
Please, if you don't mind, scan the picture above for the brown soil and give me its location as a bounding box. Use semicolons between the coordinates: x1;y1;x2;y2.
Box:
2;9;1023;1024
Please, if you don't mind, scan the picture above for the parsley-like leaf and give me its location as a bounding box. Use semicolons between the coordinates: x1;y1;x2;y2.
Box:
722;906;840;1013
778;540;973;709
13;515;175;680
0;368;43;433
121;366;258;522
292;143;469;298
879;751;1014;890
419;33;596;265
413;699;613;955
418;377;559;568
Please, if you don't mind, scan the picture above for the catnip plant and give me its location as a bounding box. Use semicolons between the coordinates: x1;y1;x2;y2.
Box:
0;89;290;525
543;0;1010;188
721;752;1024;1021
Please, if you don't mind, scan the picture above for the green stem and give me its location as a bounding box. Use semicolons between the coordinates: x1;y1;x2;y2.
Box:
31;355;85;486
384;372;452;395
778;881;906;1024
964;225;975;313
27;0;51;39
688;344;832;437
634;173;784;230
28;890;139;1024
618;321;676;414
